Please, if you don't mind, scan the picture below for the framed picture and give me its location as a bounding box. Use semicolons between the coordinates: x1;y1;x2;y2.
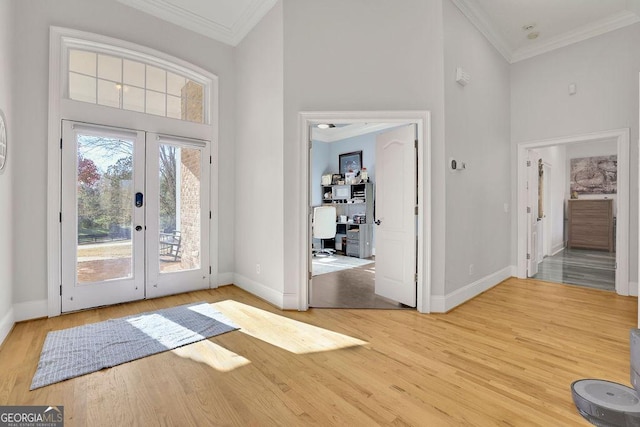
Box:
339;150;362;175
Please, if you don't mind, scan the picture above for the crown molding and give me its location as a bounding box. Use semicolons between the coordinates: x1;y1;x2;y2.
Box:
511;10;640;63
450;0;513;63
116;0;277;46
232;0;278;46
452;1;640;64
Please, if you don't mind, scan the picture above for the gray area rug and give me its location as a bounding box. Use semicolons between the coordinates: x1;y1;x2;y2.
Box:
31;302;238;390
312;254;374;276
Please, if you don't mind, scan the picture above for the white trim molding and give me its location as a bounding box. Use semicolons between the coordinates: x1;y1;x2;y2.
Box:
0;307;14;348
430;267;512;313
48;27;219;317
216;272;234;286
233;273;284;309
516;129;630;296
13;300;48;322
451;0;640;64
450;0;512;63
511;10;640;63
298;111;432;313
630;282;638;298
116;0;278;46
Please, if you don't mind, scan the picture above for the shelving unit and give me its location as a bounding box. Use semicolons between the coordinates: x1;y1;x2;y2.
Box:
321;183;374;258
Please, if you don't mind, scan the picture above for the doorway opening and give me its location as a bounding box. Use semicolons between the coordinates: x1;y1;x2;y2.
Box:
60;121;211;312
516;129;630;295
309;123;411;308
298;111;432;312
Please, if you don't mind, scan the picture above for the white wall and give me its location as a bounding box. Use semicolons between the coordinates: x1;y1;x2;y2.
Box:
537;145;567;254
511;24;639;282
234;1;285;304
11;0;236;308
443;0;511;294
0;0;14;343
283;0;447;305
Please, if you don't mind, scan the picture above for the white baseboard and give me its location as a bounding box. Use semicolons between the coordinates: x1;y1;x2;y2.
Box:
551;244;565;256
0;307;14;348
216;272;234;287
14;299;48;322
630;281;638;297
233;274;284;309
430;266;513;313
282;293;299;310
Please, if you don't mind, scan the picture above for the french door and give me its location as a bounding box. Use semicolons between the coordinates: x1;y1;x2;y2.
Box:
61;121;210;312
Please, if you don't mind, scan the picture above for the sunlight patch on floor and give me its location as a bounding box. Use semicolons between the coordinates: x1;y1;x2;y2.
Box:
172;340;251;372
211;300;368;354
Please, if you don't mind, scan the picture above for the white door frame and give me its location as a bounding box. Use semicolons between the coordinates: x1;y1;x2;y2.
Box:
516;128;630;295
47;27;219;317
298;111;431;313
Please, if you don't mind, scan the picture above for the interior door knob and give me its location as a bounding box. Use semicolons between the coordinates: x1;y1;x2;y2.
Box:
135;225;142;231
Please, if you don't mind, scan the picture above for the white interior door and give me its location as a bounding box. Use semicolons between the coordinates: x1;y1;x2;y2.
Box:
374;125;417;306
61;121;145;312
146;133;210;298
527;151;540;277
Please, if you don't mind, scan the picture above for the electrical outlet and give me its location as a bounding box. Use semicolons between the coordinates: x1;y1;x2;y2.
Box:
256;264;261;274
469;264;474;276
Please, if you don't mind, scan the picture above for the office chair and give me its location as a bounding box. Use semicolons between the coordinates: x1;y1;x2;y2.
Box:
313;206;337;257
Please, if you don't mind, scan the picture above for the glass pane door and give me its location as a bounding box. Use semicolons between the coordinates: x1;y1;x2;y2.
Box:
146;134;210;298
61;121;145;312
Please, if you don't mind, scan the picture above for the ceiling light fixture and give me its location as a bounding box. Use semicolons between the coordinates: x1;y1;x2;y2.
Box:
527;31;540;40
522;23;536;31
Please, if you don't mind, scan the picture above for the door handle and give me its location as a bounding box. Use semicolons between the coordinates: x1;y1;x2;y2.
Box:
135;192;144;207
135;225;143;231
374;220;381;225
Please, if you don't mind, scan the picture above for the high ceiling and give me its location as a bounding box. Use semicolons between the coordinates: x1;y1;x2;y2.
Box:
453;0;640;62
116;0;277;46
118;0;640;62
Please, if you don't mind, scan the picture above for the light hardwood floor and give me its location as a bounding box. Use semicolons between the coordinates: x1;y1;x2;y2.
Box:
0;278;636;426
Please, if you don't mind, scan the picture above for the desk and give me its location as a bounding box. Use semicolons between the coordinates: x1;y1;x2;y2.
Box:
336;222;372;258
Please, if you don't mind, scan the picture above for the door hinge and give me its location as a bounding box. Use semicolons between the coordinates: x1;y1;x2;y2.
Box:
59;138;63;149
414;139;418;149
526;160;531;167
209;266;212;275
526;206;531;214
59;285;62;296
415;206;418;215
59;212;62;223
309;140;313;150
414;273;418;282
308;271;312;280
209;211;212;219
209;155;212;164
526;253;531;260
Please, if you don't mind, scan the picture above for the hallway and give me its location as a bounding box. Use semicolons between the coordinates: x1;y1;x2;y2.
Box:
533;248;615;291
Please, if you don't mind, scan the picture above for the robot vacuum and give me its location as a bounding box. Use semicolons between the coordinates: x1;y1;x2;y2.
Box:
571;379;640;426
570;330;640;426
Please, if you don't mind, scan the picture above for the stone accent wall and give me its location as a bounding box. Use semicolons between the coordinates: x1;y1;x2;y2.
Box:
179;148;201;270
176;80;204;269
181;81;204;124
